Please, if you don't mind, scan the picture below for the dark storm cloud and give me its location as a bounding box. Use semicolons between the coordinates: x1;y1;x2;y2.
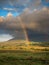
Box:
0;14;25;38
20;7;49;34
0;7;49;36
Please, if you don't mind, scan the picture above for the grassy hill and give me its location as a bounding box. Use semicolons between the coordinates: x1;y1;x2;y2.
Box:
0;40;49;51
0;40;49;65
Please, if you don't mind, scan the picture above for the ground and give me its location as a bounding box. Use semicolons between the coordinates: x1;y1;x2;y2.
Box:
0;40;49;65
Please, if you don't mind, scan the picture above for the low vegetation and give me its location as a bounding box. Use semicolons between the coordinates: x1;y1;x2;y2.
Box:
0;40;49;51
0;51;49;65
0;40;49;65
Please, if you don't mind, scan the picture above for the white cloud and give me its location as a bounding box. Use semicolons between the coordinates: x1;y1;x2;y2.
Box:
3;8;14;11
0;34;13;42
7;12;13;17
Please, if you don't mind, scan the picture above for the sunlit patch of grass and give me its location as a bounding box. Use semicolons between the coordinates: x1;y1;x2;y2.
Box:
0;40;49;52
0;40;49;65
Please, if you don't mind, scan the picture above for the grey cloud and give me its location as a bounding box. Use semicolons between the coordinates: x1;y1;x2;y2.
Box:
0;0;10;8
0;7;49;34
0;7;49;41
0;0;42;12
27;0;41;9
20;7;49;34
0;16;25;40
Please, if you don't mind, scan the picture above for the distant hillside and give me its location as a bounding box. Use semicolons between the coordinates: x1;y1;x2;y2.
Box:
0;40;49;51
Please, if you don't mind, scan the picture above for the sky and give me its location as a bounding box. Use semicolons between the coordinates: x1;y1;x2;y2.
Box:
0;0;49;42
0;0;49;16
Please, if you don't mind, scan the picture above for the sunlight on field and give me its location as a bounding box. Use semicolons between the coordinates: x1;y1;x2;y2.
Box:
0;40;49;52
0;41;49;65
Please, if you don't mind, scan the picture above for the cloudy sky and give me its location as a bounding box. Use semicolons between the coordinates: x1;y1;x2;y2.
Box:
0;0;49;42
0;0;49;16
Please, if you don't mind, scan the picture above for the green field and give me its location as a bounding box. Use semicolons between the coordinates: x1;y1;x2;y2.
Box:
0;51;49;65
0;41;49;65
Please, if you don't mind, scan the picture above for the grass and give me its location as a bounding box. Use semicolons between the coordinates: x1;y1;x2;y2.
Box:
0;40;49;65
0;51;49;65
0;40;49;51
